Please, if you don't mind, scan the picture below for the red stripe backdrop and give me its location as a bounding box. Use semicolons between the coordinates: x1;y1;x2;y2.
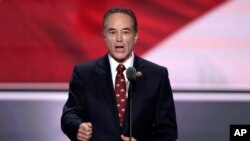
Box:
0;0;226;82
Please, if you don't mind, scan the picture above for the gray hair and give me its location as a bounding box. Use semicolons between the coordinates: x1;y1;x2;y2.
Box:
103;8;138;33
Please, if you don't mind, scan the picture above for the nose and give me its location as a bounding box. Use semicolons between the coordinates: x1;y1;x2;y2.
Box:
116;32;122;42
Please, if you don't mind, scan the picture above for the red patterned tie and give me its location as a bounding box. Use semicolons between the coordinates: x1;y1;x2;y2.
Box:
115;64;127;125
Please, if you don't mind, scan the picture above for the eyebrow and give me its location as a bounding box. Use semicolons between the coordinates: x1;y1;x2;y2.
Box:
107;28;116;31
107;27;131;31
122;28;131;31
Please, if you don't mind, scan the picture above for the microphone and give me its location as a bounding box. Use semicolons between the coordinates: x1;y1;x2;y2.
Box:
126;67;136;82
125;67;136;141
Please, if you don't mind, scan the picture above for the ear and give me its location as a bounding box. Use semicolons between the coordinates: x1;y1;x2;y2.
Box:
103;30;107;41
134;32;138;43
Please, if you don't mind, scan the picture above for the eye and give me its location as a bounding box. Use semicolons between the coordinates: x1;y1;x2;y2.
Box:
109;30;116;35
123;30;130;34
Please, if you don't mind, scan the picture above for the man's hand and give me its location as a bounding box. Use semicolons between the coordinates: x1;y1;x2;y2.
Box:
121;135;137;141
77;122;92;141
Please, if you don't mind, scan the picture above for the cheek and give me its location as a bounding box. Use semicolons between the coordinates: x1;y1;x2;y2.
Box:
105;38;113;47
128;39;136;48
108;38;116;45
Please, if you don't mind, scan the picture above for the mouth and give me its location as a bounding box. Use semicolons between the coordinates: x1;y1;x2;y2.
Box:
114;45;125;53
115;45;124;49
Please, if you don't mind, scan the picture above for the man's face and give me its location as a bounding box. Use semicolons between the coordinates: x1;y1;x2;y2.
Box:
104;13;138;63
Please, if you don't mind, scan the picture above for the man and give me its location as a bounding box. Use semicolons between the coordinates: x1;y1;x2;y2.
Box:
61;8;178;141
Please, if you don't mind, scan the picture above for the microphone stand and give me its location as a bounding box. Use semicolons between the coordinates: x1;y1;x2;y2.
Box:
128;81;133;141
126;67;136;141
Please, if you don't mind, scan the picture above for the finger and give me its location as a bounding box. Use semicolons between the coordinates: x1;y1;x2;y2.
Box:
78;127;92;135
79;123;93;132
78;130;92;137
84;122;92;131
121;135;137;141
121;135;129;141
85;122;92;128
77;132;89;141
78;131;92;141
78;123;93;138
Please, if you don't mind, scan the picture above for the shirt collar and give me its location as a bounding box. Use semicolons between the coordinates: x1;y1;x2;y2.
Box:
108;52;134;73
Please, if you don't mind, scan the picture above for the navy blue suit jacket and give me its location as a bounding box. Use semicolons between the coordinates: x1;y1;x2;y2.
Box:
61;54;178;141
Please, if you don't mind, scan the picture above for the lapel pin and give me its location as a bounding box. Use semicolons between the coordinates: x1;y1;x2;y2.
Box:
136;71;142;77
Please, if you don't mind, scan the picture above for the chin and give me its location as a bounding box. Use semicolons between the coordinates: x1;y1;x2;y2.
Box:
114;54;125;59
113;56;126;63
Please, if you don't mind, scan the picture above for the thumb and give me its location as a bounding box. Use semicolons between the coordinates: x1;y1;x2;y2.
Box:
121;135;128;141
85;122;92;128
121;135;137;141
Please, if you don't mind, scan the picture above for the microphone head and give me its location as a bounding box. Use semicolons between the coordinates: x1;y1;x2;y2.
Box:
126;67;137;81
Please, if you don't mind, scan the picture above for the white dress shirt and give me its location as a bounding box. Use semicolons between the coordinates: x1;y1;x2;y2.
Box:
108;52;134;96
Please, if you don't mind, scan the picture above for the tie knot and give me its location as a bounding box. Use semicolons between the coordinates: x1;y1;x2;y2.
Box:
116;64;125;74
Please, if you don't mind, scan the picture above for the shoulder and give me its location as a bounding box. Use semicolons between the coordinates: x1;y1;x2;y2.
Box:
73;55;107;76
136;56;169;76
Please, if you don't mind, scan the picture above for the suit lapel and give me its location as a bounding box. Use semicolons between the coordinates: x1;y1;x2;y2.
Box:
133;55;145;80
133;55;144;69
96;54;121;128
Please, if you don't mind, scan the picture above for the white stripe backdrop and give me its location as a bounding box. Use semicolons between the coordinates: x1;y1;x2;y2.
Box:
143;0;250;90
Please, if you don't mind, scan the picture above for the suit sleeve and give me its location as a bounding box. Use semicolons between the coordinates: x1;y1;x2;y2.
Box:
153;67;178;141
61;66;87;141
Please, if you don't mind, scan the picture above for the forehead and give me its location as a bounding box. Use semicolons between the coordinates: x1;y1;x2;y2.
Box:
105;13;133;29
